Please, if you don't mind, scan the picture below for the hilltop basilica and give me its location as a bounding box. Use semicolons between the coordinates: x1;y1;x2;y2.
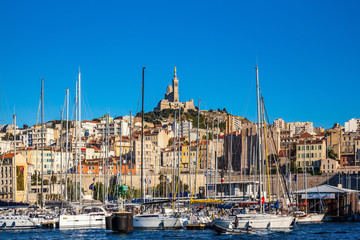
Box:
155;67;195;112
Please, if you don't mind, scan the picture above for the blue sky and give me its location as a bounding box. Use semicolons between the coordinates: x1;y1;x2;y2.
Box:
0;0;359;129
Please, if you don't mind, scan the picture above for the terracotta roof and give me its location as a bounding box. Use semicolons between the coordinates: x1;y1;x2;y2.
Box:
299;133;313;138
1;153;15;158
82;120;99;124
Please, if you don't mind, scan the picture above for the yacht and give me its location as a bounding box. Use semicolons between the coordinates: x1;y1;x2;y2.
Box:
133;213;182;229
59;205;110;229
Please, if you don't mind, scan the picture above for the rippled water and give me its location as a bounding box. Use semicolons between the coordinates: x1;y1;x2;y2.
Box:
1;223;360;240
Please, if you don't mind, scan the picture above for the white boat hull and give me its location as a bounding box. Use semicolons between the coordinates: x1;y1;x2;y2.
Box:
297;213;325;223
133;215;182;229
0;216;41;229
59;213;106;229
213;214;294;230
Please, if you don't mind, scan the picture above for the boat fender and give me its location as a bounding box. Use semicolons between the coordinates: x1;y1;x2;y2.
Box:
159;220;164;228
246;226;253;231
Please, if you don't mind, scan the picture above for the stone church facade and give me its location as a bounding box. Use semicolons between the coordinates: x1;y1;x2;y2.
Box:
155;67;195;112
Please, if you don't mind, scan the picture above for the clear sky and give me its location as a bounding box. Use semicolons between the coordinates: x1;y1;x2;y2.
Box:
0;0;359;129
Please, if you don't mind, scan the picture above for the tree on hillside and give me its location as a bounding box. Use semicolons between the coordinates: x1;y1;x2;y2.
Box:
327;149;338;160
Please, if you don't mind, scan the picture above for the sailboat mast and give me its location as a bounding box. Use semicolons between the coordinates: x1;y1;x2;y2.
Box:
210;119;214;198
193;100;200;198
140;67;145;209
64;88;69;201
106;114;110;202
256;67;263;213
78;70;82;204
41;78;44;208
119;121;122;190
303;138;307;213
172;110;176;209
130;111;133;201
13;114;16;202
206;123;209;199
60;108;64;202
215;118;219;199
188;121;191;202
177;106;181;211
229;119;232;201
35;97;40;205
75;81;78;202
102;124;105;204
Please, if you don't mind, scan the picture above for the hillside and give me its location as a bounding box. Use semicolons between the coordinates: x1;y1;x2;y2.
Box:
136;108;251;132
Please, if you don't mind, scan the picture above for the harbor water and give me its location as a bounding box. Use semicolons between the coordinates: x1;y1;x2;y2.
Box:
1;223;359;240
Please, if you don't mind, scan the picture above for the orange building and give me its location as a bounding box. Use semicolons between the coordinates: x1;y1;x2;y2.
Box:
77;157;136;175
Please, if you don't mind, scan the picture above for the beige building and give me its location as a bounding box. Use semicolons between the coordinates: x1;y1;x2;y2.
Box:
225;114;248;135
133;139;160;175
296;138;326;168
286;121;314;136
320;158;340;173
273;118;285;129
20;125;55;147
161;140;214;173
144;129;169;148
85;146;101;159
0;153;30;202
18;147;73;174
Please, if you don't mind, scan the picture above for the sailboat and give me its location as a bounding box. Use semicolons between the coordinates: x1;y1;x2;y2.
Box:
131;68;183;230
58;70;111;229
212;67;294;231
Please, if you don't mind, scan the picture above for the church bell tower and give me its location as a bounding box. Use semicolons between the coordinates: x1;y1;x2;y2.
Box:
172;66;179;102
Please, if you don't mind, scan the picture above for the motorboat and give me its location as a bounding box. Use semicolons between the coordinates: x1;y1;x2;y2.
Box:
59;205;110;229
294;211;325;223
133;213;182;229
